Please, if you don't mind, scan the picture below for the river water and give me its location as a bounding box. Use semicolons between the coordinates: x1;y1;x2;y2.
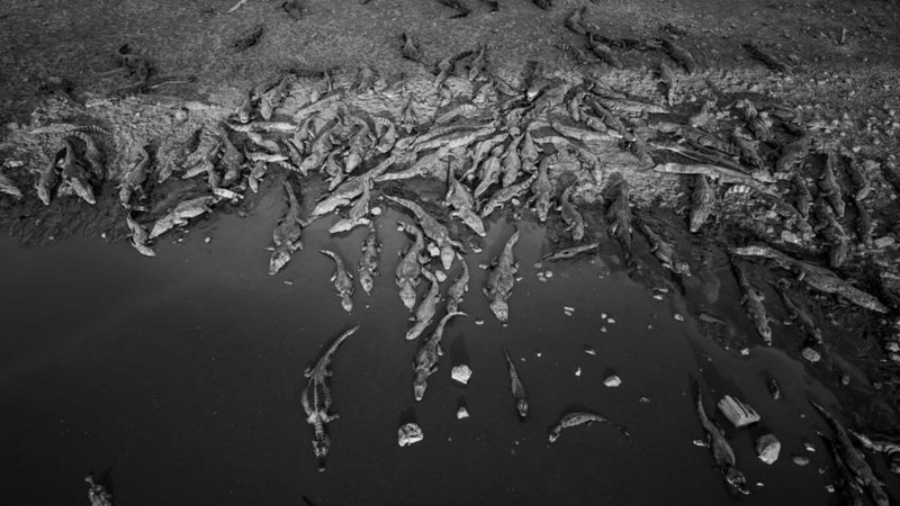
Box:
1;186;896;505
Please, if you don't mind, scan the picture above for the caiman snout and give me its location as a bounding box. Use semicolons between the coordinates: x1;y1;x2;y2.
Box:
269;249;291;275
312;436;331;466
413;379;427;401
489;299;509;323
725;467;749;495
516;400;529;419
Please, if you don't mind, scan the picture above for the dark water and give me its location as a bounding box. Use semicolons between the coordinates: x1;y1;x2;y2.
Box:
1;188;897;505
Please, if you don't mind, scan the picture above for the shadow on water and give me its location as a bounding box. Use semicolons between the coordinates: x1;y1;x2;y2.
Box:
0;191;897;505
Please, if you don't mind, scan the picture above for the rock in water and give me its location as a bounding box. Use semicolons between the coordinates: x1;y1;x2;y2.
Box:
457;406;470;420
398;423;424;447
717;395;761;427
604;375;622;387
801;347;821;363
451;364;473;385
756;434;781;464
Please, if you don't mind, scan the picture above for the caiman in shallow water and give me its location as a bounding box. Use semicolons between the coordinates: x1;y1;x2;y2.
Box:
149;195;217;240
268;181;304;275
792;260;888;313
560;183;585;242
732;260;773;345
542;242;600;262
446;157;486;237
125;213;155;257
529;156;553;222
59;138;96;205
607;179;634;263
484;228;519;323
772;279;823;344
320;249;354;313
384;194;462;271
502;345;529;419
810;400;890;506
689;174;715;233
406;269;441;341
34;149;62;206
396;221;426;311
357;222;380;295
819;151;846;218
302;325;359;471
328;181;372;235
446;254;469;313
694;379;749;495
548;411;631;443
413;311;465;402
635;213;690;276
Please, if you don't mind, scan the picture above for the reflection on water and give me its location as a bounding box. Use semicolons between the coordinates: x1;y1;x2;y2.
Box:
0;191;891;505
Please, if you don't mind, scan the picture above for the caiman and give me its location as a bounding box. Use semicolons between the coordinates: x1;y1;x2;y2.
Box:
587;34;623;69
810;400;890;506
635;214;690;276
729;244;795;270
480;172;537;219
658;60;677;106
560;183;586;242
660;37;697;74
446;254;469;313
406;269;441;341
689;174;715;233
732;260;773;345
149;195;217;240
119;145;151;208
446;158;486;236
542;242;600;261
329;182;372;235
269;181;304;275
302;325;359;471
775;129;811;176
529;156;552;222
819;151;846;218
791;174;813;219
773;279;823;344
320;249;354;313
396;221;426;311
310;161;391;219
59;138;96;205
730;127;763;170
357;222;380;295
384;194;463;271
548;411;631;443
844;155;872;201
607;180;634;262
413;311;465;402
849;430;900;476
818;201;850;269
69;131;105;180
125;213;156;257
500;133;523;188
85;475;113;506
0;170;23;200
792;260;888;313
484;228;519;323
473;145;505;200
502;345;529;419
694;379;749;495
854;198;874;247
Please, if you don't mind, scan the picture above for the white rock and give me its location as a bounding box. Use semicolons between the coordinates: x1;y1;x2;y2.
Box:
451;364;473;385
604;375;622;387
674;313;684;322
435;270;447;282
371;206;382;216
874;236;896;248
717;395;761;427
398;423;424;447
456;407;470;420
427;243;441;257
575;367;582;377
793;456;810;466
756;434;781;464
563;306;575;312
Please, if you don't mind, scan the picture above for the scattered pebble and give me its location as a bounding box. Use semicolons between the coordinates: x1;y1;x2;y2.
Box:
544;271;553;278
475;319;484;326
607;317;616;324
563;306;575;316
604;375;622;387
638;396;650;403
793;456;810;466
575;367;582;377
370;206;382;216
804;442;816;452
427;243;440;257
451;364;473;385
435;270;447;283
674;313;684;322
204;236;211;244
825;485;835;494
652;294;664;301
756;434;781;465
801;347;822;363
535;352;542;358
600;326;607;333
584;345;596;356
756;482;764;487
100;232;107;240
456;407;470;420
693;439;709;448
740;348;750;356
284;280;293;286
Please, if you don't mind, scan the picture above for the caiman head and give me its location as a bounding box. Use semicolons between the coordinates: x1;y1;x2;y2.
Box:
399;283;418;312
36;183;52;206
312;433;332;472
489;299;509;323
269;245;291;275
516;399;529;419
360;274;374;295
672;261;691;276
340;296;354;313
413;376;428;402
439;243;456;271
724;467;749;495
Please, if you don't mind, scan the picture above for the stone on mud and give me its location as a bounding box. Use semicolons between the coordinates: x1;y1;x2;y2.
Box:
451;364;473;385
756;434;781;464
456;407;470;420
398;423;424;447
792;455;810;466
717;395;761;427
604;375;622;387
801;347;821;363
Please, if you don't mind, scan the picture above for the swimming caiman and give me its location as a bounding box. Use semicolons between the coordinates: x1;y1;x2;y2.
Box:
302;325;359;471
384;194;462;271
320;249;354;313
548;411;631;443
413;311;465;401
406;269;441;341
502;345;529;419
484;228;519;323
396;221;426;311
269;181;304;275
357;222;380;295
694;379;749;495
